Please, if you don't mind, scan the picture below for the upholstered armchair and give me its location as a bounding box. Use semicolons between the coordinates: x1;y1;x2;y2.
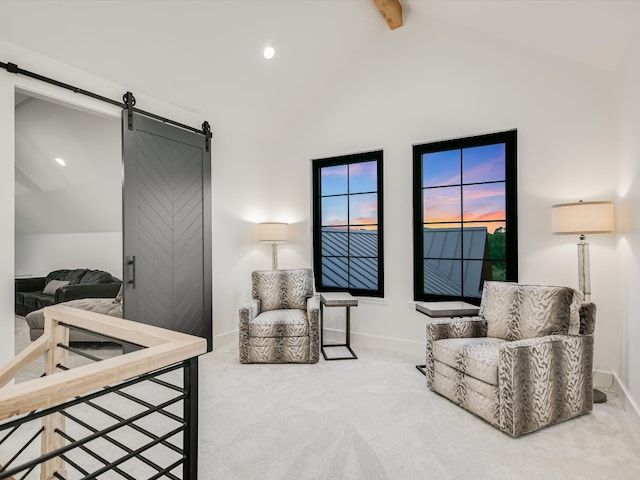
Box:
239;268;320;364
426;281;595;437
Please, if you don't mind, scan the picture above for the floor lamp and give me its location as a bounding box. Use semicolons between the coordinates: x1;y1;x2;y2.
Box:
551;200;615;404
258;222;288;270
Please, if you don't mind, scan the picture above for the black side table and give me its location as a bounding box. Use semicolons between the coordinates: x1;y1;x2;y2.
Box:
320;292;358;360
415;301;480;375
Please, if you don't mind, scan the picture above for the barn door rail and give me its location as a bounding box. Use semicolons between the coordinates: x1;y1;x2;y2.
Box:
1;60;212;141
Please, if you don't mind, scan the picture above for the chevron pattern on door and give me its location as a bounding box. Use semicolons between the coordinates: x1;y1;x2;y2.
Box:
133;130;205;337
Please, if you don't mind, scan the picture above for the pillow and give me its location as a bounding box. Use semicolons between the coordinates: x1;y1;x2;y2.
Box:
515;285;573;339
43;279;70;296
481;281;520;340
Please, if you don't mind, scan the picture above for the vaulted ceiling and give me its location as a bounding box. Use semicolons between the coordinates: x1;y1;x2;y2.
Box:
2;1;638;235
0;0;637;141
14;95;121;235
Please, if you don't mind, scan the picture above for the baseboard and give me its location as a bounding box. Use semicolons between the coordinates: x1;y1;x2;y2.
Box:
217;327;424;357
595;368;640;438
323;328;424;357
213;329;237;349
614;372;640;438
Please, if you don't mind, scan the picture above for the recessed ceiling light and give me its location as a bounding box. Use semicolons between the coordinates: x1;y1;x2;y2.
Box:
263;46;275;60
55;157;66;167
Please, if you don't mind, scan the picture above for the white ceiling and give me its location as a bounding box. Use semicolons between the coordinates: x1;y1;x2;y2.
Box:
14;95;121;235
0;0;637;139
2;0;638;235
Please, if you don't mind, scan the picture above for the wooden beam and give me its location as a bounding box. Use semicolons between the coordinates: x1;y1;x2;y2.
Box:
372;0;403;30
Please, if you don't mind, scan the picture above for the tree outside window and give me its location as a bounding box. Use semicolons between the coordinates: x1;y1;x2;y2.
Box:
413;131;517;303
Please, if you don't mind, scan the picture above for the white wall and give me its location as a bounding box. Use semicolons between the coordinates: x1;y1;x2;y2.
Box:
250;18;621;370
616;29;640;412
15;232;122;280
0;75;14;365
0;15;630;393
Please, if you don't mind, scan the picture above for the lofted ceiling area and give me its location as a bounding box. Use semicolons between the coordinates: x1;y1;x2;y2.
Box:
14;93;121;235
0;1;637;141
1;1;638;237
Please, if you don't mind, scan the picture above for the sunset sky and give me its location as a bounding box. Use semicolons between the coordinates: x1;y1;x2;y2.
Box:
321;161;378;227
422;143;506;232
319;145;506;233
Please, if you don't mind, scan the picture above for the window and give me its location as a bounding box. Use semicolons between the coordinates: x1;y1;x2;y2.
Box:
413;130;517;303
312;150;384;297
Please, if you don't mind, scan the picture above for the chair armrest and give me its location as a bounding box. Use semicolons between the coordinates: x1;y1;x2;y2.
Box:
15;277;46;293
306;296;320;325
425;317;487;387
426;316;487;343
239;299;261;363
306;296;320;363
239;299;261;325
498;334;594;437
55;283;121;303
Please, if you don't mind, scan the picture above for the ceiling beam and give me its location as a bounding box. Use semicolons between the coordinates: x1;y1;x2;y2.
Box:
372;0;403;30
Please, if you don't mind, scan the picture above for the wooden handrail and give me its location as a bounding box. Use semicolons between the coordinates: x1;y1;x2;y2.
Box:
0;335;49;389
0;305;207;421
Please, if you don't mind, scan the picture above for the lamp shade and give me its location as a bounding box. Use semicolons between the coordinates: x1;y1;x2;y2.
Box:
258;222;289;243
551;201;614;235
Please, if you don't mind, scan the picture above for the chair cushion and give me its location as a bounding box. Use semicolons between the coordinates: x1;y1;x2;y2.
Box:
517;285;573;339
24;292;56;312
246;336;311;363
480;281;520;340
432;337;505;386
46;269;88;285
79;269;114;284
481;282;574;341
252;269;313;312
248;309;309;337
432;362;499;426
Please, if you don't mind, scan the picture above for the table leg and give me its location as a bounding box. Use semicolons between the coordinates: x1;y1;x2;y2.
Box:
321;305;357;360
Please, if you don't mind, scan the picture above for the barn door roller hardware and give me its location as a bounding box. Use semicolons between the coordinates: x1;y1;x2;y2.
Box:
1;60;211;140
123;91;136;130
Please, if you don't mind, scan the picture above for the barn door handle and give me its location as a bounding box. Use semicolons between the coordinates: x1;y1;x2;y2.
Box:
127;256;136;289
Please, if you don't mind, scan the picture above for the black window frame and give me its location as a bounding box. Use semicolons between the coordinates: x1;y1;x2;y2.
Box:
312;150;384;298
412;130;518;304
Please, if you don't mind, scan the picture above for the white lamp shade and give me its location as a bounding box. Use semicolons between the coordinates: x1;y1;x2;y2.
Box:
551;201;614;234
258;222;289;243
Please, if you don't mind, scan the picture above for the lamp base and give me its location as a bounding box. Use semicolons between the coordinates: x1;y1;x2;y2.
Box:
271;243;278;270
593;388;607;404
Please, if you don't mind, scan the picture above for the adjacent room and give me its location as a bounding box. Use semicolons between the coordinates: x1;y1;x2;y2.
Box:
0;1;639;479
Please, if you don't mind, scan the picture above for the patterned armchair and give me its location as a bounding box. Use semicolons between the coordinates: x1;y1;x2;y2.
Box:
426;281;595;437
239;268;320;364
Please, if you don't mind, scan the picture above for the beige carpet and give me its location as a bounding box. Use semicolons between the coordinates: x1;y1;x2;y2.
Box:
8;316;640;479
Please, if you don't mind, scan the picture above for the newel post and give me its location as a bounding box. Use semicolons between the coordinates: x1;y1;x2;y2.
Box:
40;309;69;480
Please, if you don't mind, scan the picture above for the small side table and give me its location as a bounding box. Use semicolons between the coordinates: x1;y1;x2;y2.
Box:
415;301;480;375
320;292;358;360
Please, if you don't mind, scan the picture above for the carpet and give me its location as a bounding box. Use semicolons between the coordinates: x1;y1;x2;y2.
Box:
198;341;640;480
8;316;640;479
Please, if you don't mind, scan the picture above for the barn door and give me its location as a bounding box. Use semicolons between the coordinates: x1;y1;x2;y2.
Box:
122;111;212;351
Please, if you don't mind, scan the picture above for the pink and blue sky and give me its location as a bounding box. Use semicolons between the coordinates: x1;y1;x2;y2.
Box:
422;144;506;233
321;161;378;228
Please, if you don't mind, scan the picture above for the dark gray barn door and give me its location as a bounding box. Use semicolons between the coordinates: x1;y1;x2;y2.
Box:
122;111;212;351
